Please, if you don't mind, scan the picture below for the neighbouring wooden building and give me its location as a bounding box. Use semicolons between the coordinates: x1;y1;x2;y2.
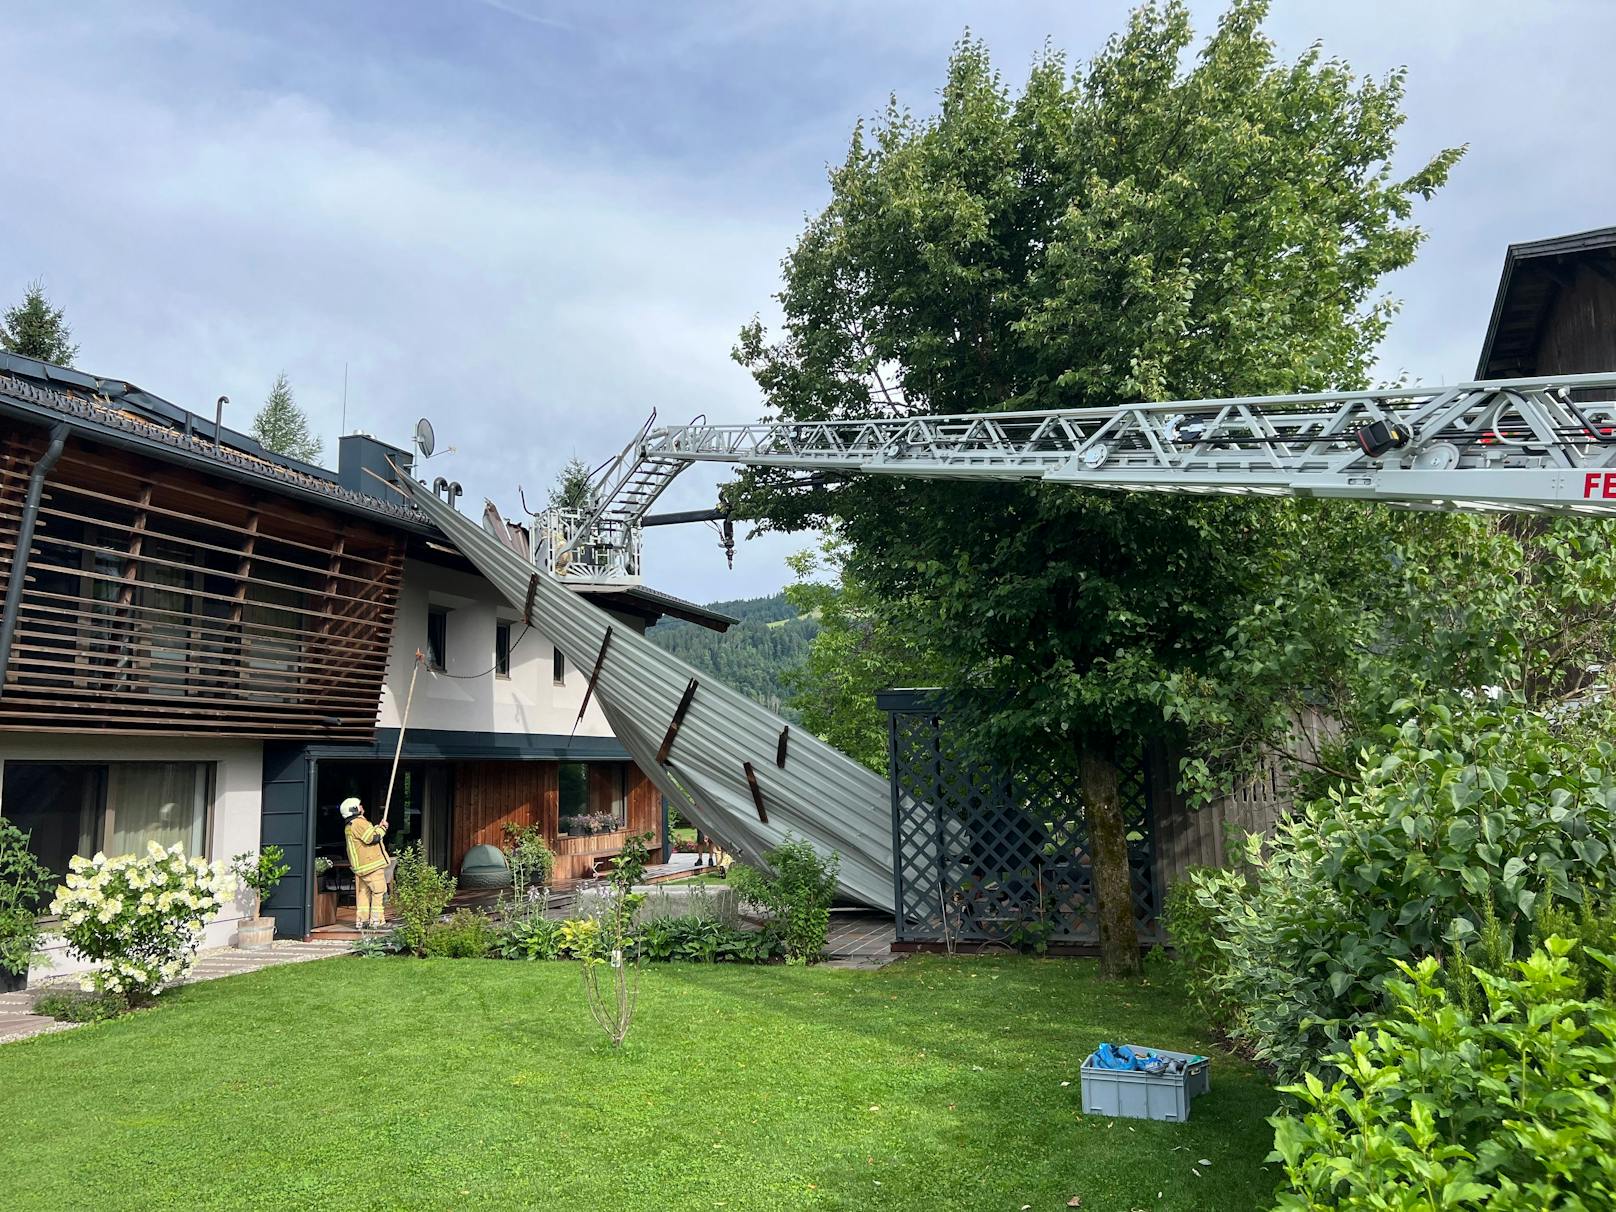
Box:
0;353;732;965
1478;225;1616;385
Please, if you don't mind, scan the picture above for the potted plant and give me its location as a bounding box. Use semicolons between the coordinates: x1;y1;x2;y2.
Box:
231;845;291;949
0;818;54;992
312;857;337;928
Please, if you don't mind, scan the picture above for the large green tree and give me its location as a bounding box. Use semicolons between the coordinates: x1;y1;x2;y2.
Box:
250;372;322;464
1;279;78;366
734;1;1462;976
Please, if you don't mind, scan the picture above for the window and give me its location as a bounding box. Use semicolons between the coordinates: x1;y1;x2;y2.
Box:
2;765;101;904
2;761;213;904
426;608;448;670
556;761;627;833
553;647;566;686
494;622;512;678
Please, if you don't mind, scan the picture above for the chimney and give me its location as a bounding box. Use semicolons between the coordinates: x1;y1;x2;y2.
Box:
338;432;414;506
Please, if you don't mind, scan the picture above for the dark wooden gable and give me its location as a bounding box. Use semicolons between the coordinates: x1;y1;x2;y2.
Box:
1478;227;1616;383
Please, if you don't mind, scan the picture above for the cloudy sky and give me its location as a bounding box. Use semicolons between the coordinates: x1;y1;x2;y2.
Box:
4;1;1613;602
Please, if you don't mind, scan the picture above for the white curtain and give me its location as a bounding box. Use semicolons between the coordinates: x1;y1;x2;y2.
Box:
106;763;207;856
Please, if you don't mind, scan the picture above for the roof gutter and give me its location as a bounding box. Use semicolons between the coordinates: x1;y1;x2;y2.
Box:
0;422;69;696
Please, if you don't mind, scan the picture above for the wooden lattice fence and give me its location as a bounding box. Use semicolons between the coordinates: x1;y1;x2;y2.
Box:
881;691;1163;951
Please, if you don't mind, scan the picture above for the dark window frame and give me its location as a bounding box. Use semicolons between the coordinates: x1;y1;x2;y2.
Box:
552;646;566;686
426;607;448;671
494;621;512;679
556;761;628;832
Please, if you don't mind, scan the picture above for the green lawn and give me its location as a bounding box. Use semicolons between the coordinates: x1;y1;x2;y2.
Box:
0;956;1280;1211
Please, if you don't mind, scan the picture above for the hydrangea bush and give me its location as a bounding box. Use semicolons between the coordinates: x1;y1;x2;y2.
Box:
49;842;234;1001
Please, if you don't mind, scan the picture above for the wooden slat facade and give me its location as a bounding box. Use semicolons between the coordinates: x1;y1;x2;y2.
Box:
0;423;406;739
450;759;662;880
450;760;557;866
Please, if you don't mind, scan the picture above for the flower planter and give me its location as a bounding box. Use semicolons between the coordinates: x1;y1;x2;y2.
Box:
0;967;26;994
237;916;276;949
314;891;338;929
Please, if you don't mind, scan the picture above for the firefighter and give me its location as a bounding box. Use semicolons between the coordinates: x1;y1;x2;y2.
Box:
341;797;390;929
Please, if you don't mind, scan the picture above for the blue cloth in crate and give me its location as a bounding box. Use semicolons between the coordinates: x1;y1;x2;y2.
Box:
1088;1042;1193;1076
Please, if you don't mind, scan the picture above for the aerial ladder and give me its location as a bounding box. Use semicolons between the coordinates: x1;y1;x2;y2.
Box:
401;371;1616;911
633;372;1616;519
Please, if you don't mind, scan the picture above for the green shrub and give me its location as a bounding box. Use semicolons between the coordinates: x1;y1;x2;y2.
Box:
0;817;54;978
633;916;782;964
31;989;130;1023
497;916;563;961
351;931;402;958
729;837;839;965
499;823;555;907
1187;699;1616;1076
1535;888;1616;1003
1270;939;1616;1209
422;909;496;959
496;913;781;964
229;845;291;918
392;844;456;958
1161;866;1238;1015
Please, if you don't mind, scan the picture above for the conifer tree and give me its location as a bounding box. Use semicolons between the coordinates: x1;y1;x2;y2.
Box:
548;457;596;512
0;279;78;366
250;372;323;463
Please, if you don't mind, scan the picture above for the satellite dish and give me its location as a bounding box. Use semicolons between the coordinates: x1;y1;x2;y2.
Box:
414;417;436;459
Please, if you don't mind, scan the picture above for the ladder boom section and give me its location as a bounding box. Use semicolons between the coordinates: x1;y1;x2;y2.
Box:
641;373;1616;515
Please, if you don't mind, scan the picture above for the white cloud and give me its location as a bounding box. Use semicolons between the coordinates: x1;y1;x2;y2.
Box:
1;6;811;599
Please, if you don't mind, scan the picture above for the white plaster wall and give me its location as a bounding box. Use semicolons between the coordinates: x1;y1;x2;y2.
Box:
0;736;263;981
377;557;616;738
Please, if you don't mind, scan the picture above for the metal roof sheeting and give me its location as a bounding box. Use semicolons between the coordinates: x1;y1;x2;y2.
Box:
397;474;895;910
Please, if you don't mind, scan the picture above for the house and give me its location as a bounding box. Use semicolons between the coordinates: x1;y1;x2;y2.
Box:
0;352;732;970
1477;225;1616;385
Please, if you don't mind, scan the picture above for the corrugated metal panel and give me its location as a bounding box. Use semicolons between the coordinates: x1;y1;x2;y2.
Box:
398;476;895;910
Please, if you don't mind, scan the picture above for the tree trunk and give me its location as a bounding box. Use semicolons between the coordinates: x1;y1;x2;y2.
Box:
1080;739;1141;979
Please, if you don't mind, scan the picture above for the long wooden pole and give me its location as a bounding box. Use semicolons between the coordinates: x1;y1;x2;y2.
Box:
381;650;425;833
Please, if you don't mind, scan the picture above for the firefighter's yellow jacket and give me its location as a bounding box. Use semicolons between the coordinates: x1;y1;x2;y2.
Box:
345;817;388;877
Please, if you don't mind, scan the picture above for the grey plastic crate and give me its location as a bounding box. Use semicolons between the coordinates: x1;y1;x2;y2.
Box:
1079;1046;1211;1122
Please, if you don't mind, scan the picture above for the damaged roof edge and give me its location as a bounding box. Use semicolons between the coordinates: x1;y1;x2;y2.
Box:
1;354;742;633
0;376;433;534
579;584;738;632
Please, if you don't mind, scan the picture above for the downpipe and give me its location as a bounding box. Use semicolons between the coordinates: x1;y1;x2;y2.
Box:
0;423;70;696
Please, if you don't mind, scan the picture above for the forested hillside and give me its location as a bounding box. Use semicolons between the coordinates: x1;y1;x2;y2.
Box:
647;593;817;719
